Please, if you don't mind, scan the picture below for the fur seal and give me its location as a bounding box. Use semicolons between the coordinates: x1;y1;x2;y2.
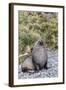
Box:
21;56;35;73
32;39;48;71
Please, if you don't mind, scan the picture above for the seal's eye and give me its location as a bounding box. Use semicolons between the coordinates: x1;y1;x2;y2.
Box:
39;41;43;45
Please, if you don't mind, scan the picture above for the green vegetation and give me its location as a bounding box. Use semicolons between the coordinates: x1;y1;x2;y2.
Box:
18;11;58;54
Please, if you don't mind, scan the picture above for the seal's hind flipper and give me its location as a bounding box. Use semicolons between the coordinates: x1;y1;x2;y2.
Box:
44;62;48;69
22;67;28;72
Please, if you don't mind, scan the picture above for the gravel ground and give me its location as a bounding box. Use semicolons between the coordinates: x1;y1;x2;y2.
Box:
18;49;58;79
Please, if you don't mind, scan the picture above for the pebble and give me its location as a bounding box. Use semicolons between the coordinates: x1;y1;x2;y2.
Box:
18;50;58;79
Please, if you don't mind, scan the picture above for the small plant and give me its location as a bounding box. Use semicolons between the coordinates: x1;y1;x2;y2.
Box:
18;11;58;55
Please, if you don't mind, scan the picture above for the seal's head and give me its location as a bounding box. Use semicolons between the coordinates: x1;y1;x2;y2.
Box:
34;39;44;48
38;39;44;46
